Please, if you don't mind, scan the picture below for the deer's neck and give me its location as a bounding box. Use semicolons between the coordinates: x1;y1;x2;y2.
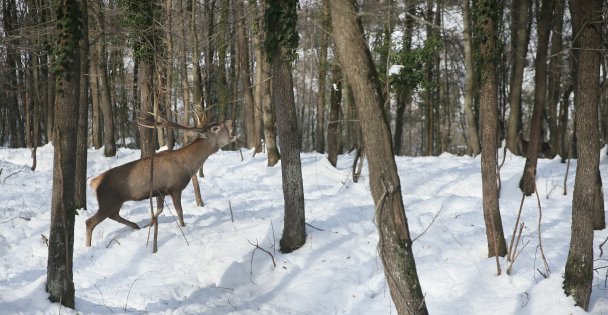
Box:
181;137;219;173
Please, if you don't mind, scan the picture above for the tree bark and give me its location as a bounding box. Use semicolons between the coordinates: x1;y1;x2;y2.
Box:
327;57;342;167
75;0;89;210
462;0;480;156
330;1;428;313
236;0;257;150
265;0;306;253
315;0;330;154
547;0;564;158
474;0;508;258
519;0;554;196
46;0;82;308
255;0;280;166
563;0;603;309
505;0;531;155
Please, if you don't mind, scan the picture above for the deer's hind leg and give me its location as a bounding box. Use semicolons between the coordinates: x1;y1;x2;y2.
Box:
110;211;140;230
86;202;124;247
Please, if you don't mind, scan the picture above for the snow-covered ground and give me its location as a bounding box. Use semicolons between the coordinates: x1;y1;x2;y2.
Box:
1;144;608;314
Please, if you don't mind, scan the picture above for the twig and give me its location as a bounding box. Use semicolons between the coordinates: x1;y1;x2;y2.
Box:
41;234;49;247
412;204;444;243
535;188;551;277
105;239;121;248
508;194;526;263
248;239;277;284
599;235;608;257
229;200;234;222
94;283;114;313
2;165;27;183
271;220;276;256
305;222;325;231
124;271;151;312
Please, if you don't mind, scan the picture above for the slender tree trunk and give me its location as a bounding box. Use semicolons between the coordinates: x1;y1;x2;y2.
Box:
462;0;480;156
563;0;603;308
393;3;415;156
331;1;428;313
75;0;89;210
255;0;280;166
327;57;342;167
505;0;531;155
474;0;508;259
90;46;102;149
315;0;329;154
46;0;82;307
265;0;306;253
236;0;257;150
139;61;155;157
547;0;564;158
519;0;554;196
216;0;229;121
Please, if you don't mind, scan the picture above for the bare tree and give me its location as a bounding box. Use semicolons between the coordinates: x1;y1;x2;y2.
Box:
462;0;480;156
519;0;554;196
46;0;83;308
474;0;508;259
265;0;307;253
75;0;89;210
563;0;603;309
330;1;428;314
505;0;531;155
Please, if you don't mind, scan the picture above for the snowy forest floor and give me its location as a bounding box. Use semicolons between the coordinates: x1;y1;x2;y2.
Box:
1;144;608;314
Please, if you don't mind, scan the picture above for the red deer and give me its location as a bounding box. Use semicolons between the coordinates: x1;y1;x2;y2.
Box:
85;115;237;247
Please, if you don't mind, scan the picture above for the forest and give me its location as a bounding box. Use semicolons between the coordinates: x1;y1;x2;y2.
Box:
0;0;607;314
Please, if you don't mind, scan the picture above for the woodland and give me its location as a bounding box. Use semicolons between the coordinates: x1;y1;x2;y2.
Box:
0;0;607;314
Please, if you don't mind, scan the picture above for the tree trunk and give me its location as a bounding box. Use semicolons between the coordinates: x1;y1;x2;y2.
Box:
75;0;89;210
519;0;554;196
46;0;82;308
474;0;508;259
216;0;229;121
90;45;102;149
563;0;603;308
265;0;306;253
330;1;429;313
462;0;480;156
327;57;342;167
236;0;257;150
393;4;415;156
139;60;155;157
315;0;329;154
255;0;280;166
505;0;531;155
547;0;564;158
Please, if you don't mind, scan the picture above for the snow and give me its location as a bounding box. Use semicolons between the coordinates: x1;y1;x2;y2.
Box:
1;144;608;314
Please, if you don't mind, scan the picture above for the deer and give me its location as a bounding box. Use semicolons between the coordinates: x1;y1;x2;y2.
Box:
85;114;237;247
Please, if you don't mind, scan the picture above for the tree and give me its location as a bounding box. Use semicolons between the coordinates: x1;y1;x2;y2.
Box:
314;0;329;154
236;0;257;150
265;0;306;253
563;0;603;309
462;0;480;156
505;0;531;155
327;56;342;167
74;0;89;210
473;0;508;259
330;1;428;313
46;0;83;307
519;0;554;196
